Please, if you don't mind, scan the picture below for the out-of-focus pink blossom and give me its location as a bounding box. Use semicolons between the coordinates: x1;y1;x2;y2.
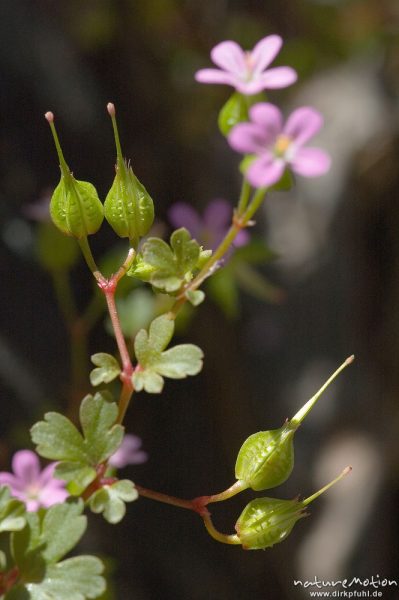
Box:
168;198;249;251
228;103;331;188
195;35;297;95
108;434;148;469
0;450;68;512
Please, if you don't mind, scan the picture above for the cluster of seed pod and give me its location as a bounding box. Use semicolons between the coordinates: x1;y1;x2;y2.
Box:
208;356;354;549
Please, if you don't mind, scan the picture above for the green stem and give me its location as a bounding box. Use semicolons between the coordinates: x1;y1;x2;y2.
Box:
78;237;102;280
290;355;354;428
302;466;352;507
116;381;134;425
202;514;241;545
237;178;251;215
241;186;268;223
205;480;248;504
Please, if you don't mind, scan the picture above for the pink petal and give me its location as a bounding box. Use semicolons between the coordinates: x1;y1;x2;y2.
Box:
247;155;285;188
210;41;246;75
203;199;231;230
0;475;25;493
195;68;237;86
291;147;331;177
38;483;69;508
168;203;202;238
37;462;57;486
234;79;275;95
25;499;41;512
228;123;269;155
251;35;283;74
283;106;323;147
258;66;297;89
12;450;40;485
249;103;283;142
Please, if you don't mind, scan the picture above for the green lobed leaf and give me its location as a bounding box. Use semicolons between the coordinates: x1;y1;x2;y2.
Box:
31;393;124;494
0;487;26;533
79;393;124;465
132;370;164;394
157;345;203;379
132;315;203;393
55;462;97;495
90;353;121;387
31;413;87;462
139;228;202;294
89;480;138;524
12;500;87;571
23;555;105;600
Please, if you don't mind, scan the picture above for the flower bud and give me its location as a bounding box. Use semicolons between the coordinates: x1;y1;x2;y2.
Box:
104;103;154;247
235;466;351;550
235;356;354;491
45;112;104;239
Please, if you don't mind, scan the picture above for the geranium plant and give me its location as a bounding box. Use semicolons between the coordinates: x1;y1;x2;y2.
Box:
0;34;353;599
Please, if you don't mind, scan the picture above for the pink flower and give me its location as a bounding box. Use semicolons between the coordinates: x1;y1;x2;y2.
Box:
108;434;148;469
195;35;297;95
0;450;68;512
168;198;249;251
228;103;331;188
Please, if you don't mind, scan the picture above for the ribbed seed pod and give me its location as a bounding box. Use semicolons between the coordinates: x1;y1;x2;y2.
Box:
235;424;295;491
235;466;351;550
235;496;305;550
104;103;154;247
45;112;104;239
234;356;354;491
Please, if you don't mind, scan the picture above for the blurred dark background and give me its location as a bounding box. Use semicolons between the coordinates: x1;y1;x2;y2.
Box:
1;1;399;599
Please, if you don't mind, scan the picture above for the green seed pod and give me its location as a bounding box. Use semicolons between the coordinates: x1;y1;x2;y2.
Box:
235;356;354;491
104;103;154;247
45;112;104;239
235;424;295;491
235;466;351;550
236;496;305;550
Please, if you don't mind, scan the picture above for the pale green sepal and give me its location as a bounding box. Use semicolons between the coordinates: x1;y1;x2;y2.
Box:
90;353;121;386
218;92;249;136
89;480;138;524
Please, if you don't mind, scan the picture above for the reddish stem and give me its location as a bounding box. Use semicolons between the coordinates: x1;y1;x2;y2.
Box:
135;484;210;517
0;567;20;594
